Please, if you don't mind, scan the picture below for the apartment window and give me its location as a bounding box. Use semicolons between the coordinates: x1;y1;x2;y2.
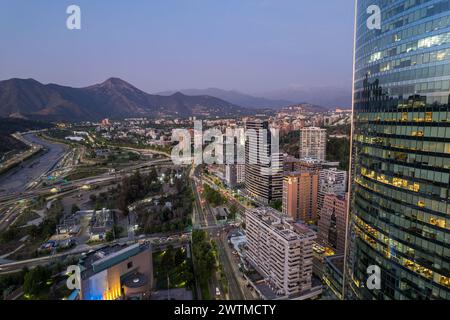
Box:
127;261;133;269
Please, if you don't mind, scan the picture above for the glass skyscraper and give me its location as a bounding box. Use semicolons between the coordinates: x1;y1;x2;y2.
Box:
347;0;450;299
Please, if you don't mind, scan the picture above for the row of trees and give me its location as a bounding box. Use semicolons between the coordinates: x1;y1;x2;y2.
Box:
203;184;225;207
156;245;194;290
192;230;217;299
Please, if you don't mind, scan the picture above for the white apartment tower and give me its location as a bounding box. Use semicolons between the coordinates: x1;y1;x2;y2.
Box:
245;207;317;297
236;164;245;184
299;127;327;161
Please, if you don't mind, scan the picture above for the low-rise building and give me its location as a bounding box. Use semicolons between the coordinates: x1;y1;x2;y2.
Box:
79;243;153;300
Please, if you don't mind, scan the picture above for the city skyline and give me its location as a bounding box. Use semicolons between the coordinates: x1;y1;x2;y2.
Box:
1;0;450;307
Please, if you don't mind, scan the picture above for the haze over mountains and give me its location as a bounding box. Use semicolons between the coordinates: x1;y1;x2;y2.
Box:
0;77;349;121
157;88;294;109
157;87;351;110
260;86;351;109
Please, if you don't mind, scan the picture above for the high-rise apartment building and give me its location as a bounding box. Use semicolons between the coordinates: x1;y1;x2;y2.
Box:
318;193;348;255
245;120;283;204
236;164;245;184
225;164;237;187
245;207;320;298
299;127;327;161
282;171;319;222
318;168;347;213
347;0;450;300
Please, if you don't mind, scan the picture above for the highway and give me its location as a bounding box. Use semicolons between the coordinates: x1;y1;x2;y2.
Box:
0;158;173;232
0;233;190;275
0;133;68;197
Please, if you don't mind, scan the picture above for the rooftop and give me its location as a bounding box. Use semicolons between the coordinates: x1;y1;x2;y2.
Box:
247;207;315;241
80;243;150;279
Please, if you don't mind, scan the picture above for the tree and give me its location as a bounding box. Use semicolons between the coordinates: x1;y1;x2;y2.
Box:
162;245;175;270
326;137;350;171
174;247;185;266
270;200;282;212
0;227;19;243
229;205;238;220
23;266;51;296
71;204;80;214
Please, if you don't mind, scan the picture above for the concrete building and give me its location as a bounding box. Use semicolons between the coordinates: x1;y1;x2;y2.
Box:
299;127;326;161
318;168;347;214
323;254;344;300
236;164;245;184
89;208;114;241
225;164;237;187
245;120;283;204
318;193;347;255
245;207;320;299
79;243;153;300
282;171;319;223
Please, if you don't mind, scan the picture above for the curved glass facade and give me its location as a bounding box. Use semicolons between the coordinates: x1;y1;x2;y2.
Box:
348;0;450;299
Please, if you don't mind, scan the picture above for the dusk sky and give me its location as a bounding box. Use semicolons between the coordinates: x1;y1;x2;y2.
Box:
0;0;355;95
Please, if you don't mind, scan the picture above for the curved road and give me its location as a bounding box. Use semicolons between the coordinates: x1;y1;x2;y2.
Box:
0;134;67;196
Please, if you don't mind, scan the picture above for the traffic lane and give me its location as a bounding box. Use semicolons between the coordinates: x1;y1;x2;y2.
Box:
0;134;67;196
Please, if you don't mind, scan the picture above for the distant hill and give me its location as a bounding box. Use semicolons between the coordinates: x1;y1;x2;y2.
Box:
157;88;293;109
261;86;351;110
0;78;251;121
279;103;329;113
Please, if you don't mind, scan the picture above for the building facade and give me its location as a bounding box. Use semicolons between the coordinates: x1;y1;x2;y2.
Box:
245;207;317;298
79;243;153;300
318;168;347;215
347;0;450;300
245;120;283;204
299;127;327;161
282;171;319;223
225;164;237;187
319;193;348;255
236;164;245;184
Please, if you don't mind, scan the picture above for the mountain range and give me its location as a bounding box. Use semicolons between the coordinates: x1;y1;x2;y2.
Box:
157;88;293;109
157;87;351;110
0;77;346;121
0;78;250;121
